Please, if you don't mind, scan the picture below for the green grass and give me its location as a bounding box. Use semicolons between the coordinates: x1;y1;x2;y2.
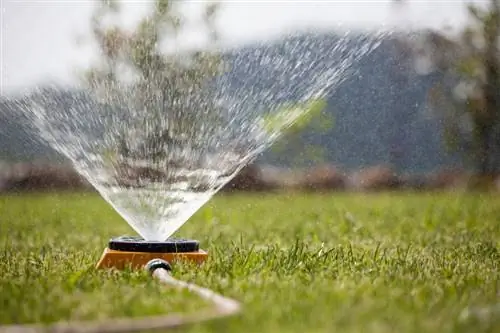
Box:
0;191;499;333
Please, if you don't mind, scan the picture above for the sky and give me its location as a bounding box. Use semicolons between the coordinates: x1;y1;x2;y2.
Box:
0;0;475;94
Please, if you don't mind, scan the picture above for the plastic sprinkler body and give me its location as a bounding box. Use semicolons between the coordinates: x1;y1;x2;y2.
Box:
96;236;208;270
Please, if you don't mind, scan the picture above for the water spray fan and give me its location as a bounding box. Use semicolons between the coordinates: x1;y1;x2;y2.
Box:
16;32;383;273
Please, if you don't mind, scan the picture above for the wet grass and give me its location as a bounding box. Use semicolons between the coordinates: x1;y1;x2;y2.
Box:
0;191;499;333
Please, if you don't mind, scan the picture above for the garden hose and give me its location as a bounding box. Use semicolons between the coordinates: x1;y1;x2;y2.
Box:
0;259;242;333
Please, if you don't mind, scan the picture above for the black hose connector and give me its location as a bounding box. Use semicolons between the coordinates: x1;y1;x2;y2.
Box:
145;258;172;274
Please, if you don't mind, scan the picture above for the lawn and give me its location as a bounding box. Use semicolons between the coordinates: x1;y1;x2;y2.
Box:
0;191;499;333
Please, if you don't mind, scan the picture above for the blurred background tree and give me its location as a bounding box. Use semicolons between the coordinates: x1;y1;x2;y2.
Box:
394;0;500;175
80;0;224;163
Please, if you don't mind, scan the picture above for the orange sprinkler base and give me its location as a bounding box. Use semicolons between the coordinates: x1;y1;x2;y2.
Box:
96;247;208;270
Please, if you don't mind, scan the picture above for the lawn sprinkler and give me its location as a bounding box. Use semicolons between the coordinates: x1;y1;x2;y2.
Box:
92;238;241;333
96;236;208;270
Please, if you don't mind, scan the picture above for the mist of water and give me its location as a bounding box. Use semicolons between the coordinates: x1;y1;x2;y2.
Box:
11;31;386;241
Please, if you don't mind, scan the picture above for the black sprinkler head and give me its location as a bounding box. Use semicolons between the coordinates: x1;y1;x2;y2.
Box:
109;236;200;253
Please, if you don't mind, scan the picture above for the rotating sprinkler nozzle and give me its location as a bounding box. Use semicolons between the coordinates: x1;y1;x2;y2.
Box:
96;236;208;270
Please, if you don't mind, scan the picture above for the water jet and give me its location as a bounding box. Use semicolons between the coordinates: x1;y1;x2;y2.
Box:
7;31;386;273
